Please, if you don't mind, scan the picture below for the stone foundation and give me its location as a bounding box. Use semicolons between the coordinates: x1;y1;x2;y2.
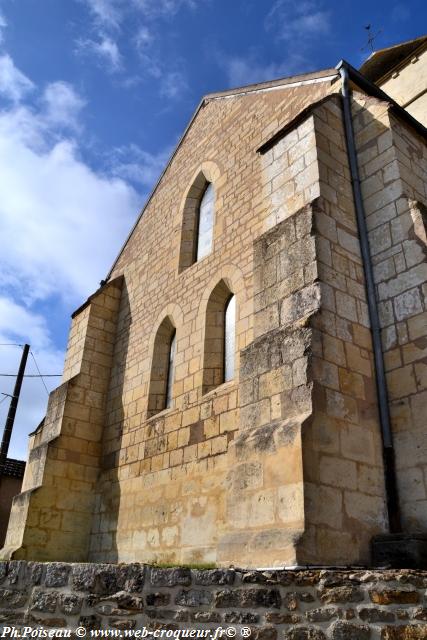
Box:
1;562;427;637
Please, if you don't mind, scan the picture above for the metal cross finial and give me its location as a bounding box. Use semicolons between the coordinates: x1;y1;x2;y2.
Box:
361;24;382;53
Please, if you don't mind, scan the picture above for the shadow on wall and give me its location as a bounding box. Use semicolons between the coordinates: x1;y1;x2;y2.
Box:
89;280;132;563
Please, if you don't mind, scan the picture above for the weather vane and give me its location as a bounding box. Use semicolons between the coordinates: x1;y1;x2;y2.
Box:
361;24;382;53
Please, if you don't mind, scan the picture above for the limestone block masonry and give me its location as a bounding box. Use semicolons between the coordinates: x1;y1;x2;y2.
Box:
1;66;426;568
1;562;427;638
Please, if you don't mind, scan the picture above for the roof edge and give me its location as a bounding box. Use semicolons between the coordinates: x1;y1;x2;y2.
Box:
336;59;427;140
374;39;427;86
104;69;337;281
205;68;337;100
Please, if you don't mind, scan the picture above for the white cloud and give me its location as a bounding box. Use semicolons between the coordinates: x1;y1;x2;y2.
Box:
160;70;188;99
42;81;86;131
83;0;122;29
219;51;308;88
265;0;330;42
0;8;7;43
110;143;172;187
75;35;122;72
134;26;161;78
0;298;52;350
0;54;145;459
131;0;198;19
0;116;139;304
0;54;34;102
82;0;200;26
133;27;188;99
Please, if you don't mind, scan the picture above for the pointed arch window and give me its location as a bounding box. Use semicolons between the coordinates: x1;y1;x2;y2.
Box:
148;318;176;417
224;295;235;382
165;330;176;409
203;281;236;394
178;174;215;273
196;183;214;261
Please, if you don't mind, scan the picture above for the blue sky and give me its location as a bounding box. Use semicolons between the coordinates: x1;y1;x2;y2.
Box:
0;0;425;460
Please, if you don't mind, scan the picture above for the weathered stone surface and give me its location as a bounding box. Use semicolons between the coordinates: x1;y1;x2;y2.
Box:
150;567;192;587
7;562;23;584
224;611;260;624
45;563;71;587
252;627;277;640
0;587;28;609
72;564;97;591
381;626;427;640
191;611;221;622
414;610;427;622
27;614;67;628
320;587;364;603
146;592;171;607
370;588;420;604
0;611;25;624
215;588;281;608
30;590;58;613
241;570;293;586
109;619;137;630
284;592;299;610
194;569;235;585
306;607;341;621
124;564;146;593
175;589;212;607
113;592;144;611
265;612;301;623
79;615;102;630
285;627;326;640
359;608;395;623
95;565;125;595
145;609;188;621
0;563;7;583
2;562;427;637
59;593;83;615
26;562;44;585
330;621;371;640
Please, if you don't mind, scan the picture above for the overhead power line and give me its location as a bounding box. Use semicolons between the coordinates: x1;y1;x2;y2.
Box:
0;343;24;347
0;374;61;377
30;350;49;395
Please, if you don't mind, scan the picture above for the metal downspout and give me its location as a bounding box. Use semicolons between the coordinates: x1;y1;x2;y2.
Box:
337;63;402;534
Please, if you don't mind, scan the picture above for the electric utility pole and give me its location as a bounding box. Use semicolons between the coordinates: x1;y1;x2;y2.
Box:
0;343;30;474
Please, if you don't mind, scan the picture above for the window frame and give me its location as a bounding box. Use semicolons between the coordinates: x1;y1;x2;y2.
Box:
147;317;177;417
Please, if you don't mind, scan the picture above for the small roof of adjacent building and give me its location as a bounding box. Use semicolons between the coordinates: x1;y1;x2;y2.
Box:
1;458;26;479
360;34;427;83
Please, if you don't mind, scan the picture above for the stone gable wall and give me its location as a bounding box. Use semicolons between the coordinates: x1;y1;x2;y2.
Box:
1;562;427;638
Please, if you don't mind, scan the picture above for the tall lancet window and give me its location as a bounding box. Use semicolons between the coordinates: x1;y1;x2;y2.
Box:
196;183;214;261
203;281;236;395
148;317;176;417
165;331;176;409
224;295;236;382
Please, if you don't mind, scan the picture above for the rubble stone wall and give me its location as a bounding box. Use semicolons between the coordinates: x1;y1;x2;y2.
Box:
1;562;427;638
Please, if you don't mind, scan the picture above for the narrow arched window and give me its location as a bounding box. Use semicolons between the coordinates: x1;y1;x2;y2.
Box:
196;183;214;261
179;173;216;272
148;317;176;417
203;281;236;394
224;295;235;382
165;331;176;409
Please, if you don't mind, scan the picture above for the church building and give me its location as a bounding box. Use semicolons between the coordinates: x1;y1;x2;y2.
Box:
2;36;426;569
